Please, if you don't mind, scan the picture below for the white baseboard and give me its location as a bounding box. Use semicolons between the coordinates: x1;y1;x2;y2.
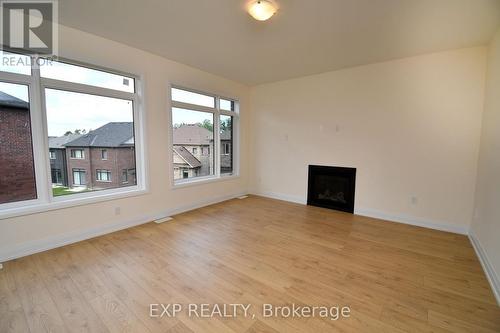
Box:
354;207;468;235
254;191;307;205
253;191;468;235
468;232;500;305
0;192;246;263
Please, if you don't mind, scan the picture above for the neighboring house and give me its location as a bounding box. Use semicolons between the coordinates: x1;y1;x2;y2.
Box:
63;122;136;189
0;92;37;204
173;125;213;179
48;133;82;186
172;124;234;180
220;129;233;174
173;146;202;179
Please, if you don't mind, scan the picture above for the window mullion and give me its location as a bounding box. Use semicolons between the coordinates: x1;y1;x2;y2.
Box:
30;56;51;203
215;98;221;178
41;77;135;101
171;100;216;114
0;71;32;85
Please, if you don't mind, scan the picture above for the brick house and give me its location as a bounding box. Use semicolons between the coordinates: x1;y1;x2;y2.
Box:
0;92;37;204
173;146;202;179
63;122;136;190
220;128;233;174
172;124;233;180
48;133;82;186
173;125;213;180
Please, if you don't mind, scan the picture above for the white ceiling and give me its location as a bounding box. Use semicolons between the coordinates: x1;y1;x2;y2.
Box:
59;0;500;85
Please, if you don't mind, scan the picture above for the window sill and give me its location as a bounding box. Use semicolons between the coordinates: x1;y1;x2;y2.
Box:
172;174;239;189
0;186;148;220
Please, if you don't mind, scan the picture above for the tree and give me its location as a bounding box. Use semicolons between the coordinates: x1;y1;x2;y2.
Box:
73;129;87;135
199;119;213;132
64;131;73;136
220;118;232;131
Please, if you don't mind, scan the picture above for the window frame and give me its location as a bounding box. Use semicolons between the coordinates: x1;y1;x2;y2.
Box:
70;149;85;159
170;85;239;188
96;169;112;182
0;55;148;219
121;169;128;184
72;168;87;186
222;142;230;155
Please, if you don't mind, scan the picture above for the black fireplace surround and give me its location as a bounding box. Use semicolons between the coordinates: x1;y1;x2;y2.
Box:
307;165;356;213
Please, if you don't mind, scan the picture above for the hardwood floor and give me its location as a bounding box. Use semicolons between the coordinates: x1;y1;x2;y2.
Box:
1;195;499;332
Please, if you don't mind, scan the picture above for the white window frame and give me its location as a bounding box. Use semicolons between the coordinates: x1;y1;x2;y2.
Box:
96;169;111;182
49;151;56;159
0;55;148;219
70;148;85;159
170;85;239;188
101;149;108;160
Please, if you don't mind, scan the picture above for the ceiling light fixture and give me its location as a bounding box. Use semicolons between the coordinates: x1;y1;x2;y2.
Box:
248;0;277;21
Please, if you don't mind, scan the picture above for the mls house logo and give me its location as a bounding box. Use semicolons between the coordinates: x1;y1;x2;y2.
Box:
0;0;58;56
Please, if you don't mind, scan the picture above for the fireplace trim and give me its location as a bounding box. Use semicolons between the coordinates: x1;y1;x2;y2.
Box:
307;165;356;213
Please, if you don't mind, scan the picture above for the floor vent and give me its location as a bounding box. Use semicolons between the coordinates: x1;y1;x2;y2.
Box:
154;217;173;224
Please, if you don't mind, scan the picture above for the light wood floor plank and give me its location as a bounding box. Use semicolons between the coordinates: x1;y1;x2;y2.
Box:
10;257;68;333
1;195;498;332
0;266;30;332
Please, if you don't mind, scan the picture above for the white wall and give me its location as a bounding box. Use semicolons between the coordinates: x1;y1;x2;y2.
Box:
0;25;250;261
250;47;487;233
470;28;500;301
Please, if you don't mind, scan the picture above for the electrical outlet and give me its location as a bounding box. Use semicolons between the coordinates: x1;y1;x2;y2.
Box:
114;207;121;215
410;196;418;205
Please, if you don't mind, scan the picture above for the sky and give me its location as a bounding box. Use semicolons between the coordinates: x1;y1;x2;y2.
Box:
172;107;213;126
45;89;133;136
0;82;29;101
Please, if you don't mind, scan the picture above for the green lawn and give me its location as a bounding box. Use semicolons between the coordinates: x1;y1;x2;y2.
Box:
52;187;75;196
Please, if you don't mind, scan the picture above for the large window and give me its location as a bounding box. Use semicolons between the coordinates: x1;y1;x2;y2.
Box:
171;87;238;184
0;54;144;217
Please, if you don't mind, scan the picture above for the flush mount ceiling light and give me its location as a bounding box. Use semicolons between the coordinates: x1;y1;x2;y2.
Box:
248;0;277;21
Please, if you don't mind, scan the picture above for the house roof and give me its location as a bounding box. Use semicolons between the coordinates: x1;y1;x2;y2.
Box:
173;146;201;168
0;91;29;110
173;125;212;145
64;122;134;148
49;133;83;149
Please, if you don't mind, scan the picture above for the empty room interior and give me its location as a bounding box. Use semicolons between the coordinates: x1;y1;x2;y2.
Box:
1;0;500;332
